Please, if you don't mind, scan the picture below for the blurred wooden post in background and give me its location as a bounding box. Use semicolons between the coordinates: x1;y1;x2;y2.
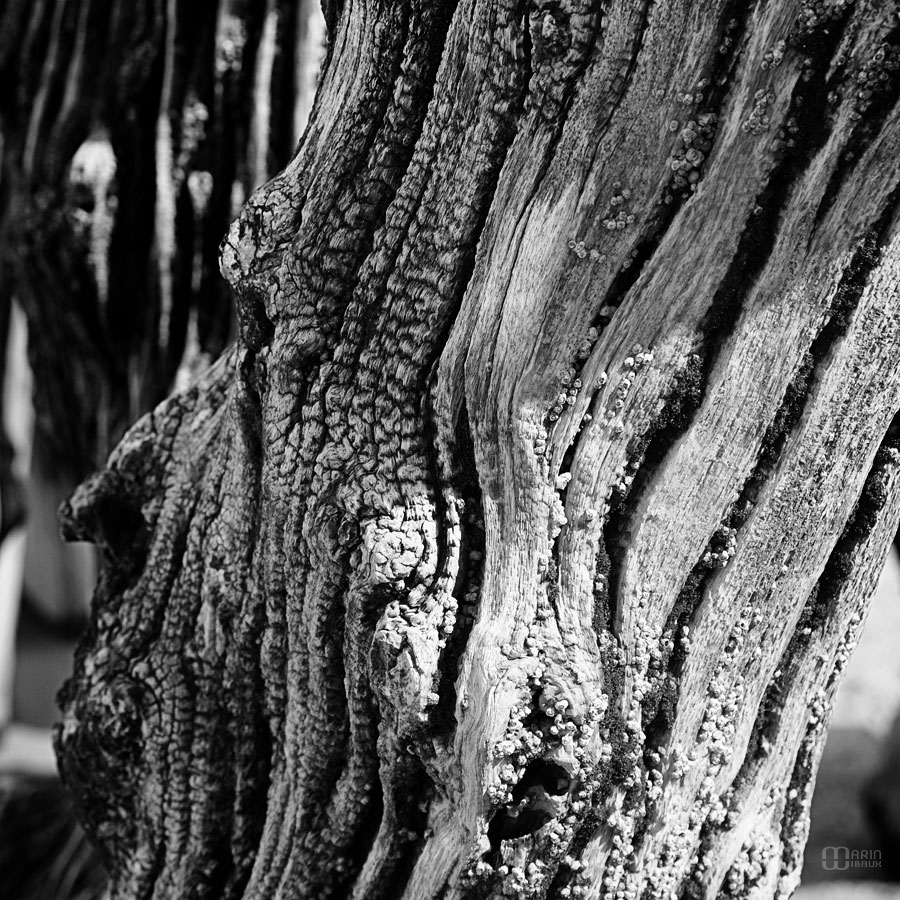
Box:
0;0;322;630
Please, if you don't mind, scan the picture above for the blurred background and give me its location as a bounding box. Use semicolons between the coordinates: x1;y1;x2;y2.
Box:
0;1;897;898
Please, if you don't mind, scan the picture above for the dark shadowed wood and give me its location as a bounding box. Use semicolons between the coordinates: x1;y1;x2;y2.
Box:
0;0;317;624
54;1;900;899
0;0;314;482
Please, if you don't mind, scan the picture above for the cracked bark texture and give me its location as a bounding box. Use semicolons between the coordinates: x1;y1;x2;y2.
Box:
56;1;900;899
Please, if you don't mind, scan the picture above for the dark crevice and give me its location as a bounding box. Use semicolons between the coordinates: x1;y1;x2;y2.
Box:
601;352;704;638
546;442;576;622
590;531;612;636
546;651;629;898
727;352;815;533
639;568;701;765
487;759;572;850
235;347;269;469
430;405;485;738
344;775;386;888
776;728;821;888
544;556;560;621
599;496;627;637
515;759;572;796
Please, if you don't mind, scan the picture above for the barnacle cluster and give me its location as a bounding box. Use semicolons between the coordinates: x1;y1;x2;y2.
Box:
603;346;654;428
665;113;717;200
549;369;584;423
794;0;853;38
701;525;737;569
567;237;607;261
849;42;900;121
717;17;740;56
602;183;637;232
544;326;606;429
761;39;787;70
721;830;778;896
742;88;775;136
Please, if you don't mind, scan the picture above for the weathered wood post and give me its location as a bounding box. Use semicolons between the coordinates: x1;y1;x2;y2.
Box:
51;2;900;898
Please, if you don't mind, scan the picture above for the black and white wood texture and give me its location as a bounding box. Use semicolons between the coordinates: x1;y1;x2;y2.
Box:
43;1;900;899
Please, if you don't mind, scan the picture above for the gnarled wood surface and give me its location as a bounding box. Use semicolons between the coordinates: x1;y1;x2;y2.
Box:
57;1;900;899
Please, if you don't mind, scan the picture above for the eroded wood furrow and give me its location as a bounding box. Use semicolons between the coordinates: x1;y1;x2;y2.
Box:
56;2;900;900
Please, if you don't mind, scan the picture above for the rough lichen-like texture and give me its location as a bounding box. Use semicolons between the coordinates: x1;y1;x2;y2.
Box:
56;1;900;899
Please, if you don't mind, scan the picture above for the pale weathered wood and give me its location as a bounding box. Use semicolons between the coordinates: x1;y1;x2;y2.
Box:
54;2;900;900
